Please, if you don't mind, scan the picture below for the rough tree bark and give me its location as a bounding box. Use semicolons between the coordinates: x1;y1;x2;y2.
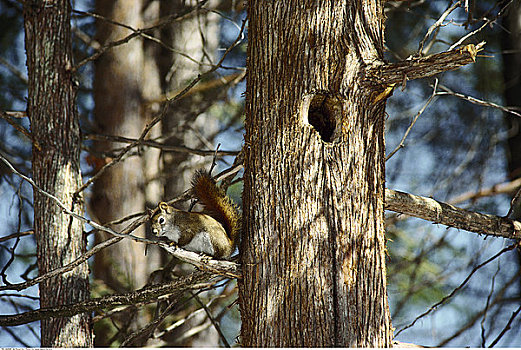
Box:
239;1;392;347
23;0;92;346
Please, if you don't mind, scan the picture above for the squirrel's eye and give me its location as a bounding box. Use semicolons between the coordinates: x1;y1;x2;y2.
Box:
158;216;166;225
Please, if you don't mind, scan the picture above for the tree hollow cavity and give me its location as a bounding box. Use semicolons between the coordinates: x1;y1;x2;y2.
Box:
304;93;342;143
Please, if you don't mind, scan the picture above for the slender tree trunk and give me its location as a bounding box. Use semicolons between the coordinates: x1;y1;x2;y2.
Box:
159;0;220;202
91;0;146;292
23;0;92;346
500;0;521;311
91;0;147;344
239;1;392;346
156;1;221;346
501;2;521;181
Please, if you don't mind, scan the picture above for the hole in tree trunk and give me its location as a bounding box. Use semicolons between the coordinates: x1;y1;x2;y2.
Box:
306;93;341;143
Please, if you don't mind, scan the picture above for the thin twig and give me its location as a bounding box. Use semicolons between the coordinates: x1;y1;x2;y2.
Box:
0;111;40;151
83;133;239;156
119;297;180;347
487;302;521;347
386;79;438;161
0;56;28;83
75;18;246;196
0;230;33;243
395;242;519;337
191;292;230;347
0;151;151;244
435;271;520;347
209;144;221;175
480;260;500;347
0;236;120;292
448;0;514;51
72;2;209;71
417;1;461;56
0;273;215;327
0;293;39;301
449;177;521;205
437;84;521;118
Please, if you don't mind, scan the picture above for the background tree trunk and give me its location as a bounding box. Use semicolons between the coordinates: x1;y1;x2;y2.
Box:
91;0;149;344
23;0;92;346
501;1;521;181
156;1;222;345
500;0;521;315
159;0;221;201
239;1;392;346
92;0;147;292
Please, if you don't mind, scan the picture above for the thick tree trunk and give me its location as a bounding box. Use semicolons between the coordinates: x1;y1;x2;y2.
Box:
239;1;392;347
23;0;92;346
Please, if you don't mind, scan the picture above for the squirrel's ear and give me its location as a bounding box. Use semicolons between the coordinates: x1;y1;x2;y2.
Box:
159;202;171;213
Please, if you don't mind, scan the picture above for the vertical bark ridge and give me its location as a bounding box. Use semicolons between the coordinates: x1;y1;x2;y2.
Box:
240;1;391;347
24;0;92;346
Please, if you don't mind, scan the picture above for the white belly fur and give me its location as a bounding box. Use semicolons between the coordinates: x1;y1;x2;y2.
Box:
184;231;215;256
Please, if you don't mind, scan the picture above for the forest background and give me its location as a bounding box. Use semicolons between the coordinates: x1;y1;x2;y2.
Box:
0;0;520;347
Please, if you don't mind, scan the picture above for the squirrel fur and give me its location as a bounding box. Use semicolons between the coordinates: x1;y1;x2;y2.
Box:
151;170;241;259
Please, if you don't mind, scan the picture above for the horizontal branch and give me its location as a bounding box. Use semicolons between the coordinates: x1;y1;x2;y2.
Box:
449;177;521;205
84;133;239;156
366;43;484;87
157;242;241;279
385;189;521;240
0;245;239;327
0;271;215;327
146;71;246;106
2;188;518;327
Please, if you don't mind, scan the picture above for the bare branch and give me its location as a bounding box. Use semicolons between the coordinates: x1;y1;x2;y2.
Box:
0;56;28;83
449;0;511;52
83;133;239;157
449;177;521;205
0;230;33;243
437;84;521;118
386;79;438;160
192;292;231;347
435;270;519;346
0;111;40;151
385;189;521;240
0;236;121;292
0;151;151;244
417;0;461;56
118;287;223;346
158;243;241;279
75;18;246;195
0;272;215;327
366;43;484;87
395;242;520;337
480;261;500;347
146;71;246;106
72;1;209;71
488;303;521;347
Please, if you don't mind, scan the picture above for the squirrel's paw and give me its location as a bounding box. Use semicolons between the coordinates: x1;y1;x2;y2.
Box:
198;252;212;264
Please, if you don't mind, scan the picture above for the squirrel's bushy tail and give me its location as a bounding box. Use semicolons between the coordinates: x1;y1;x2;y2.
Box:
191;170;241;245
